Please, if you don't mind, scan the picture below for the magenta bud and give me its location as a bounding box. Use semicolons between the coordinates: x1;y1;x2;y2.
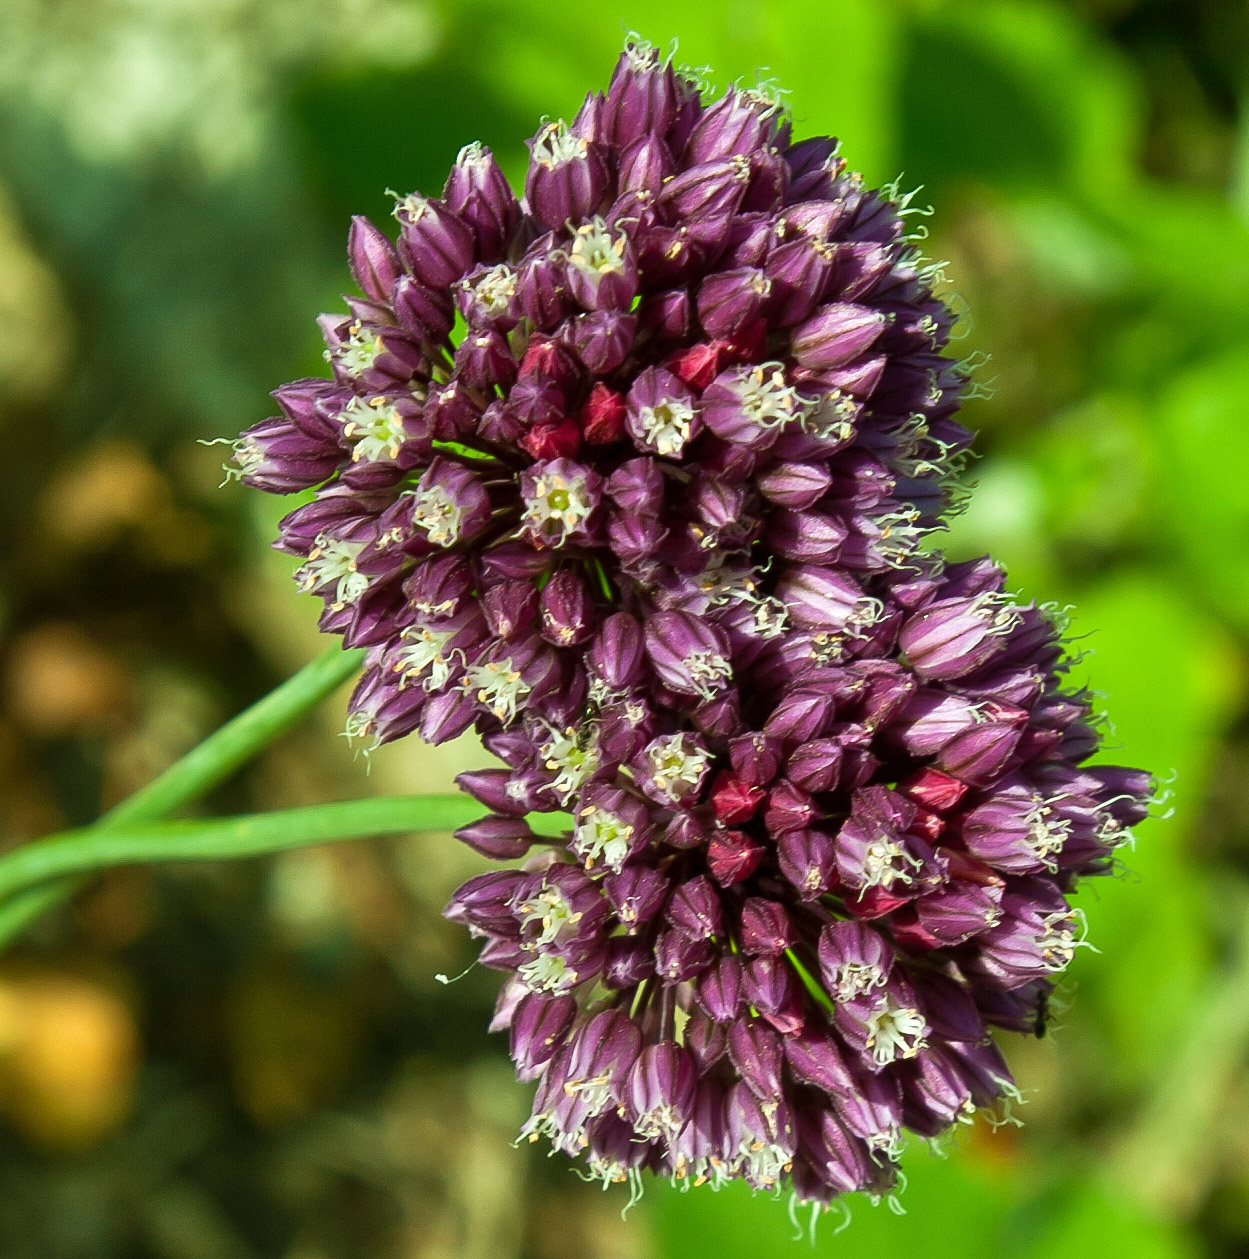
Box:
739;899;795;955
394;194;475;289
587;612;646;694
792;302;889;370
667;875;724;942
727;1017;784;1100
348;215;403;302
443;142;520;261
525;121;608;231
510;993;576;1080
454;815;538;860
626;1042;697;1141
694;955;744;1022
603;865;669;933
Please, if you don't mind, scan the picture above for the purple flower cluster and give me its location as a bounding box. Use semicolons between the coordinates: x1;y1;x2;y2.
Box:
236;42;1152;1211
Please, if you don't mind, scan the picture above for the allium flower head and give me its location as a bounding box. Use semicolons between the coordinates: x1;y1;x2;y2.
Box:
237;39;1154;1215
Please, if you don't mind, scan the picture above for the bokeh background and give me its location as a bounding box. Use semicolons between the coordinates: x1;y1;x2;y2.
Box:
0;0;1246;1254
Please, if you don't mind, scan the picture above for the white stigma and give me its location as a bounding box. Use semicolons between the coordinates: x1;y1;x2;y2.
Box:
296;535;369;608
830;960;886;1004
639;397;697;457
569;217;628;278
645;734;711;802
802;388;858;444
412;484;465;547
1025;799;1071;870
461;658;530;725
523;467;596;547
339;395;406;462
531;120;585;167
572;805;633;871
864;994;928;1066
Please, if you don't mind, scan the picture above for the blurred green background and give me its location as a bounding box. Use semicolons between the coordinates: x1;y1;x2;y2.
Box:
0;0;1246;1254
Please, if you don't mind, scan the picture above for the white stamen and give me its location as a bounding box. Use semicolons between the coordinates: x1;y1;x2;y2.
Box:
523;468;596;547
572;804;634;871
860;836;923;890
645;734;711;802
519;953;577;993
296;535;369;607
412;484;465;547
864;994;928;1065
531;120;586;167
393;625;458;692
329;320;383;378
568;217;628;277
540;725;601;804
639;397;697;457
340;395;407;462
464;263;517;316
461;658;530;724
731;363;813;431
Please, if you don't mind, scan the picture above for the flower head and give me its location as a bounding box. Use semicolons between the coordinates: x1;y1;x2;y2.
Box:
240;37;1153;1215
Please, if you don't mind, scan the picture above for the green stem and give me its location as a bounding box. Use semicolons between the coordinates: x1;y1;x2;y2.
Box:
0;644;364;947
0;796;485;901
785;947;836;1016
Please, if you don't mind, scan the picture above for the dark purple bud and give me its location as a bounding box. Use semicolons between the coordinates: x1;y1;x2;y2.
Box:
757;461;832;509
913;972;985;1044
727;1017;784;1100
683;1012;728;1075
743;956;802;1031
637;287;692;341
393;193;475;288
617;132;676;193
667;875;723;942
626;1042;697;1142
443;142;520;261
602;40;681;144
515;245;572;329
510;993;576;1080
764;779;818;835
568;309;635;374
455;767;533;817
603;865;669;933
419;687;476;745
455;815;539;860
525;121;608;231
767;509;848;564
653;925;715;982
444;869;527;934
657;158;751;219
684;88;789;163
402;555;471;619
480;580;538;640
348;215;403;302
763;236;837;325
776;828;836;900
739;899;795;955
454;328;517;389
796;1109;875;1197
587;612;646;695
938;720;1023;785
791;302;890;370
697;267;772;339
603;934;654;989
764;686;838;745
785;739;843;794
392;275;454;341
695;955;744;1022
728;731;783;787
898;1046;975;1135
537;570;595;646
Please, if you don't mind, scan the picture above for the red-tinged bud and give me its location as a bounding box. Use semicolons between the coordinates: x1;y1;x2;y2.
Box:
518;417;582;462
896;766;969;813
707;829;764;887
710;772;766;824
579;382;627;444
